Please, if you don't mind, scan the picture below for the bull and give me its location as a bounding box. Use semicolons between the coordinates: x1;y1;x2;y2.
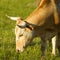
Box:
6;0;60;58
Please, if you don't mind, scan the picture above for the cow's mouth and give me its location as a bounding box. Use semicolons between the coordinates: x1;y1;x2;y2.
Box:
16;47;24;53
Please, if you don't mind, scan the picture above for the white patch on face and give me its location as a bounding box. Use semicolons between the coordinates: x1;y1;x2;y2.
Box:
15;28;21;41
15;26;25;41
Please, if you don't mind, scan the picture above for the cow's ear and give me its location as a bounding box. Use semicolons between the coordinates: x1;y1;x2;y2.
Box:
16;20;26;28
6;14;22;21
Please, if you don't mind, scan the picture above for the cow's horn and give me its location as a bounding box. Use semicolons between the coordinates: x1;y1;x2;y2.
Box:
6;14;20;21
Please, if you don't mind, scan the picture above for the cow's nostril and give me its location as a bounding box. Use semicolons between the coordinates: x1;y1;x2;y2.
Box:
16;49;20;53
17;50;20;52
16;48;24;53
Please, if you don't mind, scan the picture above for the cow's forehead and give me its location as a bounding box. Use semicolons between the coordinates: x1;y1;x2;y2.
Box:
19;28;26;34
15;26;25;34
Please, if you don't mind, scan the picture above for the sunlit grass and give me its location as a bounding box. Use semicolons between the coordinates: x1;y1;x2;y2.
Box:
0;0;60;60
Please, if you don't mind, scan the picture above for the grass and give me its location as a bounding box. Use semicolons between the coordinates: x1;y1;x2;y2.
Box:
0;0;60;60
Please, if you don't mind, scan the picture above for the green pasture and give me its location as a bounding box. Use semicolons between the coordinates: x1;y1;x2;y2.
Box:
0;0;60;60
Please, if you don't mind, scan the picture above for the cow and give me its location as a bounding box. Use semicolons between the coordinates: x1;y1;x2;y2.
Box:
6;0;60;58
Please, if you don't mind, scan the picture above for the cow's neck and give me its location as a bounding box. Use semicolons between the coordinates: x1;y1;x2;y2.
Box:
25;3;54;26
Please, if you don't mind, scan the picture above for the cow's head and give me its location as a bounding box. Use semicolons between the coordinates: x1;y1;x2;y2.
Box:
15;20;34;52
6;15;34;52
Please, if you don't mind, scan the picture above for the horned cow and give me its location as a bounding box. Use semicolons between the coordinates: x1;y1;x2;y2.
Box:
6;0;60;58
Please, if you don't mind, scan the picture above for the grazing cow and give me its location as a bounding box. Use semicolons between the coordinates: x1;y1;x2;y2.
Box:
6;0;60;57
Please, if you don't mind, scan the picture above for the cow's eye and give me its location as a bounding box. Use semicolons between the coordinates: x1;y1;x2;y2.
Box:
19;34;23;37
